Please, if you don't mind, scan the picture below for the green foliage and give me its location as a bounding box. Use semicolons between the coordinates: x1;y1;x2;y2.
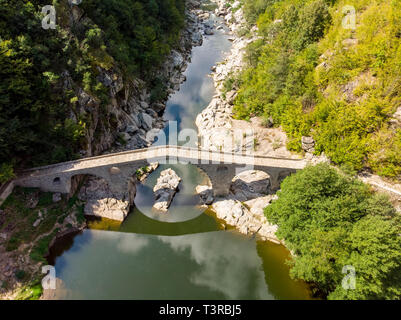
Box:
243;0;275;25
14;278;43;300
265;164;401;299
37;192;53;207
81;0;185;77
0;0;186;171
235;0;401;178
150;77;169;103
30;232;55;263
14;269;27;280
0;163;15;183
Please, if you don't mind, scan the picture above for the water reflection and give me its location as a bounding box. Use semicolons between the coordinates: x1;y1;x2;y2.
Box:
158;231;272;299
154;26;231;146
134;163;210;222
51;231;250;299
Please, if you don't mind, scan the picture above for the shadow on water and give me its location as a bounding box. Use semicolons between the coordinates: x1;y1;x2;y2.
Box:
88;208;224;236
256;241;314;300
46;229;93;275
134;163;211;223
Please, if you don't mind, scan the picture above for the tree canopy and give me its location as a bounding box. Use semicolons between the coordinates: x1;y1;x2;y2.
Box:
265;163;401;299
0;0;186;179
232;0;401;178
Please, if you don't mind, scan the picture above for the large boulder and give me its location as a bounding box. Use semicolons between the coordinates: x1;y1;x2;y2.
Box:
212;197;279;243
78;176;136;222
139;112;154;131
230;170;271;201
125;123;139;134
195;185;214;205
301;136;315;152
153;169;181;212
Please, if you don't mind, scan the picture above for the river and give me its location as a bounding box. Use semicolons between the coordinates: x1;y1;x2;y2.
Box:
48;16;312;300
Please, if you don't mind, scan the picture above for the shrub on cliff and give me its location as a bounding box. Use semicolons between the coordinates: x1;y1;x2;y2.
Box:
235;0;401;178
265;163;401;299
0;163;15;184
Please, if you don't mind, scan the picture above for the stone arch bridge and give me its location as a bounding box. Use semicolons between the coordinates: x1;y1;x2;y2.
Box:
15;146;307;197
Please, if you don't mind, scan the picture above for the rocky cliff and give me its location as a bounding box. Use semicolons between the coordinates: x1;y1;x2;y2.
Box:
64;2;206;158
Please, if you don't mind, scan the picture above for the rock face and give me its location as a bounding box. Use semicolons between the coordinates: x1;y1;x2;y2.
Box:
153;169;181;212
301;136;315;152
205;167;279;242
195;185;214;205
78;176;136;222
57;0;208;158
212;196;279;243
230;170;271;201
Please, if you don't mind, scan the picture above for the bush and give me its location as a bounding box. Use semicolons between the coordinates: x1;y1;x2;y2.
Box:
0;163;15;183
14;269;27;280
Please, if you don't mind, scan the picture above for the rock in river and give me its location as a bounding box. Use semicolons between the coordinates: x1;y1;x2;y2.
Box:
78;176;136;222
195;185;214;205
212;196;279;243
230;170;271;201
153;169;181;212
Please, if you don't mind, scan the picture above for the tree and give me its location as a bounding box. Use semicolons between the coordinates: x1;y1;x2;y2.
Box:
265;163;401;299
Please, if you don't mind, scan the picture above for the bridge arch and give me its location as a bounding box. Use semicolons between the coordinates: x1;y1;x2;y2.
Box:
53;177;61;186
14;146;306;199
195;163;296;197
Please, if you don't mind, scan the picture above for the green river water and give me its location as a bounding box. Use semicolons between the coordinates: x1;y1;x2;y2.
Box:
49;15;313;300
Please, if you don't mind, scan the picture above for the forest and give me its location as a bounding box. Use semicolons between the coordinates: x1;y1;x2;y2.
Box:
0;0;186;182
231;0;401;178
265;164;401;299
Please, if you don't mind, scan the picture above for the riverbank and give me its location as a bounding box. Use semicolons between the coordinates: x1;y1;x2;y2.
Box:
0;187;87;300
75;0;225;223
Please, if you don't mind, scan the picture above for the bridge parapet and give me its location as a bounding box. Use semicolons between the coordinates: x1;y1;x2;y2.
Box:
13;146;307;197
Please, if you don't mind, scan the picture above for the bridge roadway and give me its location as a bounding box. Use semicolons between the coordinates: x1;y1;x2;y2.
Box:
15;145;307;197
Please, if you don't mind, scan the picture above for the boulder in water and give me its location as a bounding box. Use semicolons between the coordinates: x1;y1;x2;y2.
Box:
153;169;181;212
